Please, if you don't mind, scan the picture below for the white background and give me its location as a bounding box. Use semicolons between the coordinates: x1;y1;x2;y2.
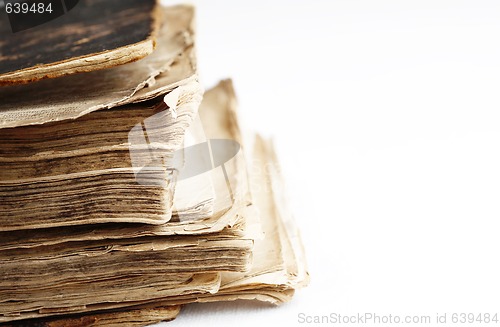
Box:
160;1;500;326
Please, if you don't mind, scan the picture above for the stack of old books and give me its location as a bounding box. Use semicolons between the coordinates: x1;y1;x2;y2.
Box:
0;1;308;326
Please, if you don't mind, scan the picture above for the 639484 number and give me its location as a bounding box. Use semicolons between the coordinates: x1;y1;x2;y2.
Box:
451;313;498;324
5;2;53;14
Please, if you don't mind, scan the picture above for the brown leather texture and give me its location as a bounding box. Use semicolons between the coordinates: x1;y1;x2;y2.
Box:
0;0;159;85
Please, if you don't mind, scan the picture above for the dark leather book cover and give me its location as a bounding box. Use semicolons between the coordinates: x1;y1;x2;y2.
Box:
0;0;160;85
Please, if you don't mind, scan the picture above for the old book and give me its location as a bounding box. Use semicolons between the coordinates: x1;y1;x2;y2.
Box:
0;5;202;230
0;78;248;237
0;2;309;325
0;76;309;326
0;79;254;324
0;0;161;85
0;82;202;230
0;4;196;129
0;81;308;327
